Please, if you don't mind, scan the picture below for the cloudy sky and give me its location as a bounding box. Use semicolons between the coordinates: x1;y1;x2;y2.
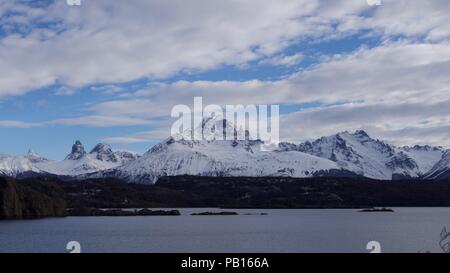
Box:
1;0;450;159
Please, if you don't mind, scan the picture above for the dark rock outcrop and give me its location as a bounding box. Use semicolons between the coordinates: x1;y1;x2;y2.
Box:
67;208;180;216
0;177;67;219
358;207;394;213
191;211;238;216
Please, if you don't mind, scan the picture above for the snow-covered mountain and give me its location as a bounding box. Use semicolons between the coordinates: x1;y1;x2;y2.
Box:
423;150;450;180
294;131;445;180
36;141;140;176
101;136;344;184
0;150;48;177
105;126;448;184
87;116;355;183
1;125;449;183
0;141;140;177
399;145;446;176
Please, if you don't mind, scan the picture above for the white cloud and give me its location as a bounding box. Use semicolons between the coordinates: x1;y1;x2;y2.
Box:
280;100;450;146
87;42;450;145
260;53;304;67
368;0;450;41
1;0;449;99
53;85;76;96
102;130;169;145
0;0;325;97
0;120;36;128
0;115;152;128
2;0;450;147
97;42;450;110
90;85;125;94
3;40;450;146
49;115;153;127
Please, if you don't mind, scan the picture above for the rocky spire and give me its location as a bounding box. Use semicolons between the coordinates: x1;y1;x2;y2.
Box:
65;140;87;160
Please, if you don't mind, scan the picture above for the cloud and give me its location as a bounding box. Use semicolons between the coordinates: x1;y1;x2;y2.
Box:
0;115;152;128
259;53;304;67
53;86;76;96
88;41;450;146
367;0;450;41
3;40;450;146
2;0;450;148
280;99;450;146
90;85;125;94
102;130;169;145
0;0;324;97
0;120;36;128
49;115;153;127
96;42;450;110
1;0;449;99
1;0;420;98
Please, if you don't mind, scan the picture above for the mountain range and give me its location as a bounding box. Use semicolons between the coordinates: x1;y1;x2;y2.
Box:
1;119;450;183
0;142;140;178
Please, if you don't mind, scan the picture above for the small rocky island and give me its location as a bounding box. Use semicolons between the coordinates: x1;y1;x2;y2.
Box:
68;208;180;216
191;211;238;216
358;207;394;213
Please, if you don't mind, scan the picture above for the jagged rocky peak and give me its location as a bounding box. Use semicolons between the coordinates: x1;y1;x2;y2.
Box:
89;143;140;163
402;144;443;152
172;115;254;143
90;143;112;153
24;149;47;163
26;149;39;157
198;116;244;141
277;142;299;152
90;143;117;162
346;130;395;155
65;140;87;160
114;150;141;162
352;130;370;138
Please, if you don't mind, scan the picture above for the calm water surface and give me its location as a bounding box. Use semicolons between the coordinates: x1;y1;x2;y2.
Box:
0;208;448;253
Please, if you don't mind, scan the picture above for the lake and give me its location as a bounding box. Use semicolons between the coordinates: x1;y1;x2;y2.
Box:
0;208;448;253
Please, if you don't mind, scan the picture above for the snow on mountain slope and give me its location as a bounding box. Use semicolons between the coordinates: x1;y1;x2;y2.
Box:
423;150;450;180
296;130;441;180
0;141;140;178
89;143;140;165
108;137;342;184
0;150;47;177
37;155;119;176
107;114;348;184
0;128;447;182
36;141;140;176
399;145;445;174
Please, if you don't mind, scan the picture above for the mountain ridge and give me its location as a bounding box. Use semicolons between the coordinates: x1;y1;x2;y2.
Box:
0;141;140;178
1;127;449;183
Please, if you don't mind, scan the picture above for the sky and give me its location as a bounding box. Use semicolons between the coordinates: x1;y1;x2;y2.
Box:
1;0;450;160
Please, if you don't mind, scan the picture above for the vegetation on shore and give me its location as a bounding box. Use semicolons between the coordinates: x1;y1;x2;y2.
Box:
0;177;66;219
2;175;450;219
